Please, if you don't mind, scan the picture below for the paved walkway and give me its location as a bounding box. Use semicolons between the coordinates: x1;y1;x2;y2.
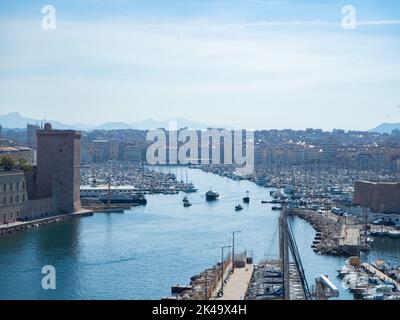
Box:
215;264;254;300
339;226;360;246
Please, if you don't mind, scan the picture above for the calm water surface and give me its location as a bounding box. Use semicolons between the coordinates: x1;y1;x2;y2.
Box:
0;167;398;299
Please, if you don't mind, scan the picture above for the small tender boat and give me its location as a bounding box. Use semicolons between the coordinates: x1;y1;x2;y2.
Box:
243;191;250;203
235;204;244;211
183;202;192;207
182;183;197;193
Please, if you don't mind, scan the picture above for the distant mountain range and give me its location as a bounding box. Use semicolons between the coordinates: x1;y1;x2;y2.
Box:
0;112;232;131
370;123;400;134
2;112;397;133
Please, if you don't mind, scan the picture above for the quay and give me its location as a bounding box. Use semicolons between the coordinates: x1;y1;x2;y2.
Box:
82;204;133;212
0;210;93;236
167;253;254;300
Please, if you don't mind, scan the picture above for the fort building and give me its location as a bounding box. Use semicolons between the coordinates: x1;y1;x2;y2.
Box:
0;123;82;225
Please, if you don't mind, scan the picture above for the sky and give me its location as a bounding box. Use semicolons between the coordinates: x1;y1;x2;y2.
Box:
0;0;400;130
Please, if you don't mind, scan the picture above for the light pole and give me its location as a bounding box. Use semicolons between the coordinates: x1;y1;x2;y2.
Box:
220;245;231;296
232;230;241;273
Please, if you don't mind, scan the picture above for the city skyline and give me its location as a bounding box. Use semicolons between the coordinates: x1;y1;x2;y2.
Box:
0;0;400;131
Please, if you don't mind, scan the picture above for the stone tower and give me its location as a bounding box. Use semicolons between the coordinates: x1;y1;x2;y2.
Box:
36;123;81;214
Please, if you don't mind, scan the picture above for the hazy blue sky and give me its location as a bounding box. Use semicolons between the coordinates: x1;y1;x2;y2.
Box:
0;0;399;130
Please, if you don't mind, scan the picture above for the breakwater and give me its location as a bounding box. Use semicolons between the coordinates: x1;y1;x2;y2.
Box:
289;209;359;256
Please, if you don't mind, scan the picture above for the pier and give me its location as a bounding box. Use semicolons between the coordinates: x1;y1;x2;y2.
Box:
214;264;254;300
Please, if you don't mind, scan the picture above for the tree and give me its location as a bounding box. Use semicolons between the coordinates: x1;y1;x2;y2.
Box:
0;156;16;171
17;158;32;172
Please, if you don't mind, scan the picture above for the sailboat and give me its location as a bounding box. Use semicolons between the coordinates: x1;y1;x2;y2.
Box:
183;168;197;193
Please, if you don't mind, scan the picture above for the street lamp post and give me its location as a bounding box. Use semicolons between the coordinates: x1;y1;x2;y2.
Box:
220;245;231;296
232;230;241;273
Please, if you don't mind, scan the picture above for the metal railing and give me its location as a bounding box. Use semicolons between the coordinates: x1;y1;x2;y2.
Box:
287;219;312;300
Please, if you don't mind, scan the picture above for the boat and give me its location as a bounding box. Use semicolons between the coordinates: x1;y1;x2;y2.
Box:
182;183;198;193
81;185;136;197
243;191;250;203
388;230;400;238
255;176;267;186
344;272;369;294
283;185;295;195
205;188;219;201
336;265;354;279
235;204;244;211
271;206;282;211
183;196;189;203
183;202;192;207
99;193;147;205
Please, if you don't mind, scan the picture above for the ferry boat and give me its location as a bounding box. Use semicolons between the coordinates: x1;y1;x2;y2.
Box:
81;185;136;197
98;193;147;205
205;188;219;201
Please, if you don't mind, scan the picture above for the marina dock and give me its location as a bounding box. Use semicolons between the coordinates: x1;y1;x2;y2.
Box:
362;263;400;291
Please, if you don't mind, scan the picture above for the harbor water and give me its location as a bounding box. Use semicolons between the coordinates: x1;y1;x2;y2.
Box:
0;167;398;299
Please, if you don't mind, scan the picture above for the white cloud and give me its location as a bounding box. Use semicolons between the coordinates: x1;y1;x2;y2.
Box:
359;20;400;26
